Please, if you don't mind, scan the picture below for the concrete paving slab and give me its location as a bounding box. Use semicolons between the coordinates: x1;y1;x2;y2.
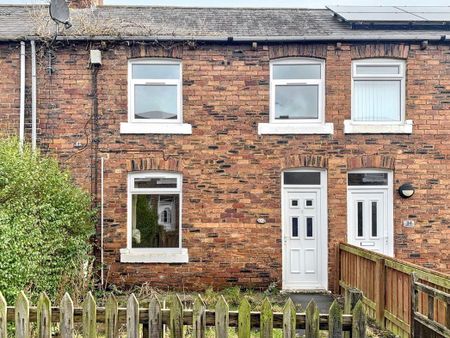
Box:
286;293;335;313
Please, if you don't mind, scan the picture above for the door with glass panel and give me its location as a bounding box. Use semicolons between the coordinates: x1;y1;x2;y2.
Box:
282;170;327;290
347;171;393;256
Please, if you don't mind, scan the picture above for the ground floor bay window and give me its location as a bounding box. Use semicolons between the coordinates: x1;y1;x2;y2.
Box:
120;171;188;263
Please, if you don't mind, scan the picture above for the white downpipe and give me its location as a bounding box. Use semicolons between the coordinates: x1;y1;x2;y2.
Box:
19;41;25;148
31;40;37;151
100;157;105;286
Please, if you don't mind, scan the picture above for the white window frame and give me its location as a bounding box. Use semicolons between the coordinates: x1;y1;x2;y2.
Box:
120;171;189;263
345;58;412;134
120;59;192;134
259;58;333;135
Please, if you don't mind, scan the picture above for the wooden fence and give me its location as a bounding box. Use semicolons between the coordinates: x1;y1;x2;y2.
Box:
0;290;367;338
337;242;450;338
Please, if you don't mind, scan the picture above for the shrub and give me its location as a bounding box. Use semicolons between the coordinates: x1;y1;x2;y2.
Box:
0;138;95;303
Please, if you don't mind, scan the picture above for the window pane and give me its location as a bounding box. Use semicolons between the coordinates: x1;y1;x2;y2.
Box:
306;217;313;238
131;194;179;248
284;172;321;185
348;173;388;186
275;85;319;120
356;65;400;75
273;64;321;79
357;201;363;237
353;80;401;121
134;177;177;189
134;85;178;120
371;201;378;237
292;217;299;237
132;64;180;79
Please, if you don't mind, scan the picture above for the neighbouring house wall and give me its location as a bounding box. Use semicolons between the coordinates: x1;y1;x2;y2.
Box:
3;40;449;291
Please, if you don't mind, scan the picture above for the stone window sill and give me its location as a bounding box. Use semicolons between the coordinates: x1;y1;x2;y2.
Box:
258;123;334;135
344;120;413;134
120;122;192;135
120;248;189;263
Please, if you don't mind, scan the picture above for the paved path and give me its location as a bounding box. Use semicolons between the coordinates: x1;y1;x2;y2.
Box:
286;293;335;313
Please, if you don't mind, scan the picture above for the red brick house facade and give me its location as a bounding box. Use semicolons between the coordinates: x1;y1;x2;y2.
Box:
0;3;449;291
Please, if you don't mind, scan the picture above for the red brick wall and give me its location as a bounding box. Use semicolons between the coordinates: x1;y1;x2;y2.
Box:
2;40;449;291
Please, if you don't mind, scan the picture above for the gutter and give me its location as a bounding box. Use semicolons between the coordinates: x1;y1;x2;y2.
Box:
0;34;449;43
19;41;25;149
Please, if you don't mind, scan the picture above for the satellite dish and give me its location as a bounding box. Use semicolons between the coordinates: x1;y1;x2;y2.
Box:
49;0;72;29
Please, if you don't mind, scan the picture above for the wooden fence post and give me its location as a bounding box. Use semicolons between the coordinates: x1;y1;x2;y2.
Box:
127;294;139;338
335;243;341;293
82;292;97;338
374;258;385;328
168;295;183;338
105;295;118;338
282;298;296;338
215;296;229;338
410;272;418;338
344;288;363;338
60;293;74;338
192;295;206;338
305;300;319;338
0;292;6;338
260;298;273;338
238;298;250;338
37;293;51;338
148;295;162;338
328;300;343;338
15;291;29;338
352;300;367;338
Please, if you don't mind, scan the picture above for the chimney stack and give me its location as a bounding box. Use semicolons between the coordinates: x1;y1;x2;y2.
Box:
68;0;103;8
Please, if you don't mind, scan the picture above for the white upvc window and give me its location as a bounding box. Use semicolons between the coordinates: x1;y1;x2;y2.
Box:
345;58;412;134
120;171;188;263
258;58;333;135
120;59;192;134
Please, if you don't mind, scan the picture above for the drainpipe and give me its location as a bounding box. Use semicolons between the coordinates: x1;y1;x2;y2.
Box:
31;40;37;151
19;41;25;148
100;156;104;286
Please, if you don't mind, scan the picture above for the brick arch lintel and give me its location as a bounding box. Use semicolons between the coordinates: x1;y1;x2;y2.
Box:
269;44;328;60
351;43;409;60
282;155;328;170
127;157;182;172
347;155;395;171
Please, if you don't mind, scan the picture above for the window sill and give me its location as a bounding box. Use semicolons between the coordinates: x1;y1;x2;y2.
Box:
119;248;189;263
258;123;334;135
344;120;413;134
120;122;192;135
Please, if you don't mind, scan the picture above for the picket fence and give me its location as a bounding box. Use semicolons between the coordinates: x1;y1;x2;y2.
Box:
0;291;367;338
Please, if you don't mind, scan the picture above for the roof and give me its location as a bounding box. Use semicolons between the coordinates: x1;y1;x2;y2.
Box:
0;5;449;42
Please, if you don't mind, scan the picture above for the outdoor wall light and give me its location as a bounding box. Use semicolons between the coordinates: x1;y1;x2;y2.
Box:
398;183;415;198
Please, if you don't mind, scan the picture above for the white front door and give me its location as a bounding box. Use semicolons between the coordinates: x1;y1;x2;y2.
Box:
282;170;327;290
347;171;393;256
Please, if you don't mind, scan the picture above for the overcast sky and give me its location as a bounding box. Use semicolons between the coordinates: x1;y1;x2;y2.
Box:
2;0;450;7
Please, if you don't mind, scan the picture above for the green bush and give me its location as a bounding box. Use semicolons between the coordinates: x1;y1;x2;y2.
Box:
0;138;95;303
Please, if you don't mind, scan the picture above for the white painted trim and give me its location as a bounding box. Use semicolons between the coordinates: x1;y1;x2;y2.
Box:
270;58;325;124
346;169;394;257
128;58;183;124
281;169;328;291
351;58;406;124
120;122;192;134
120;248;189;263
344;120;412;134
258;122;334;135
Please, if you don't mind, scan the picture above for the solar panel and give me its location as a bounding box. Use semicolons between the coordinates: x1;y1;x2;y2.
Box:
327;5;450;24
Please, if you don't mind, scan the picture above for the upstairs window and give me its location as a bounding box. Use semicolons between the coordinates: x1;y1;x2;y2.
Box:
128;59;182;123
270;58;325;123
351;59;405;123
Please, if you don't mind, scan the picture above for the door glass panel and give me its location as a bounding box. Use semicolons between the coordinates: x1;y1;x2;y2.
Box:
291;199;299;207
357;201;363;237
291;217;299;237
371;201;378;237
348;173;388;186
284;172;321;185
306;217;313;238
305;199;313;207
